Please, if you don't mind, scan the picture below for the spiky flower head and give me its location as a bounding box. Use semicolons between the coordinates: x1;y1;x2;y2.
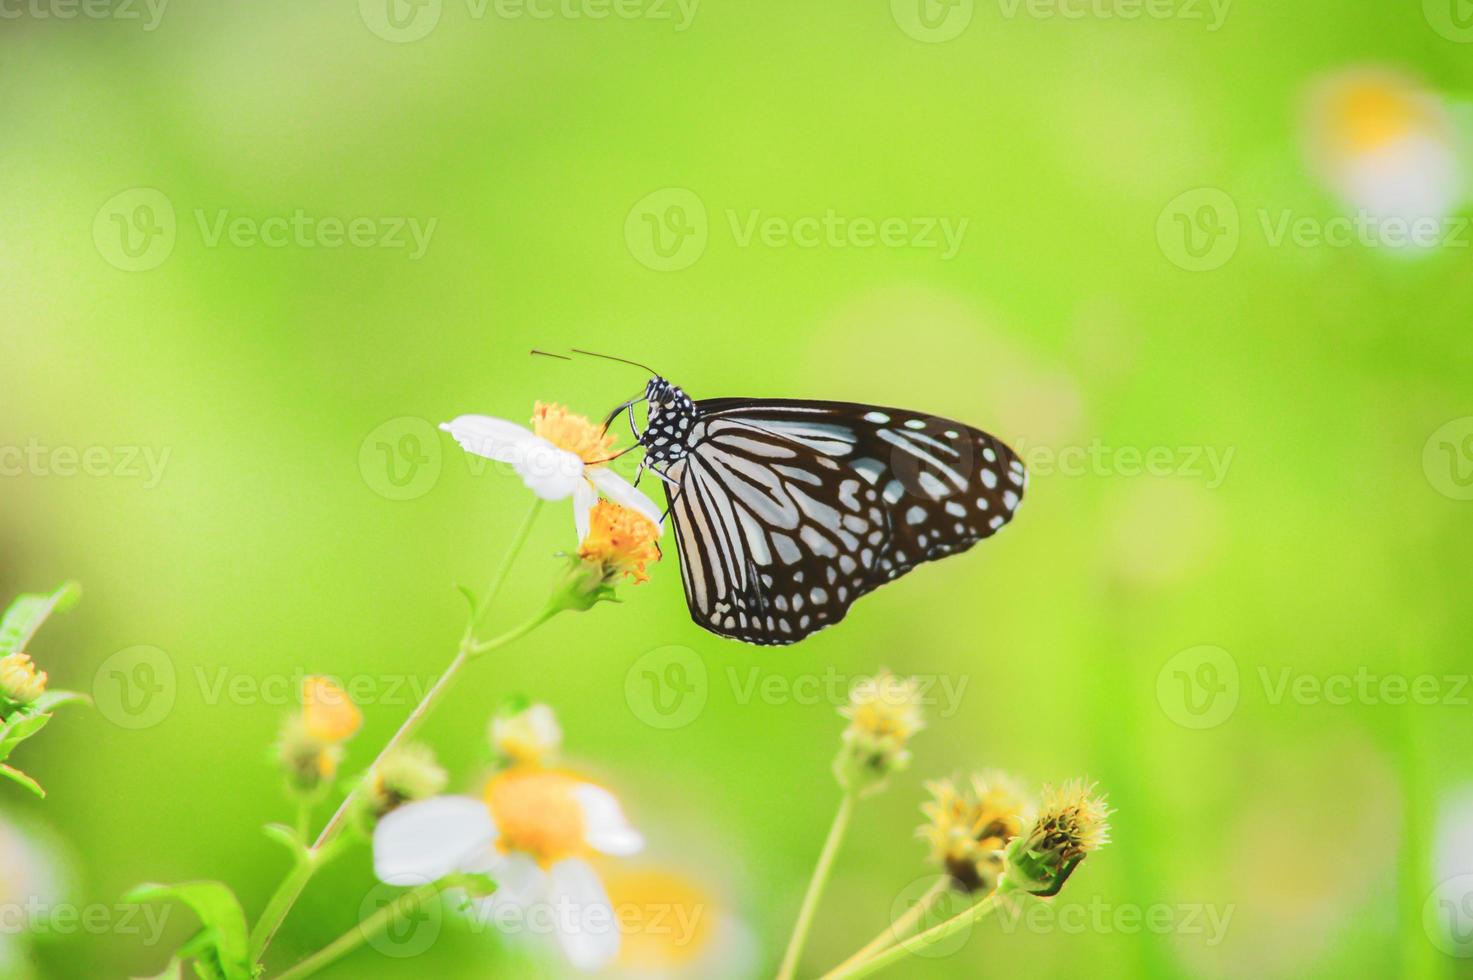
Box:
1003;778;1112;896
919;771;1032;893
367;744;448;818
835;670;925;793
532;402;616;466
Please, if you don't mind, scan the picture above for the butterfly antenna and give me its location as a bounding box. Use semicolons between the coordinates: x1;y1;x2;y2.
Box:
530;349;573;362
569;348;660;377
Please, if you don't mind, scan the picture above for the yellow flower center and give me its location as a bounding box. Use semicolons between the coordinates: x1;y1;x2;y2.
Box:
532;402;616;466
605;868;716;968
1322;74;1436;153
484;768;588;864
578;500;661;583
301;676;362;743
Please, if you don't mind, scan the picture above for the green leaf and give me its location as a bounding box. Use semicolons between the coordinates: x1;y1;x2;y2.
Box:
0;764;44;797
31;689;89;713
124;881;254;980
0;691;88;764
0;582;81;657
261;823;308;863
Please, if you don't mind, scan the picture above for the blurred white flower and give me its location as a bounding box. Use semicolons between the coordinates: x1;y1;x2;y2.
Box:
601;864;759;980
441;402;662;541
373;768;643;972
0;813;62;977
1303;67;1467;249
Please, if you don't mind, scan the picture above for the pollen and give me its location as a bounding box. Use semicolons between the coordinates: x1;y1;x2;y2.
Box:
301;676;362;743
532;402;616;466
578;500;661;584
484;768;588;864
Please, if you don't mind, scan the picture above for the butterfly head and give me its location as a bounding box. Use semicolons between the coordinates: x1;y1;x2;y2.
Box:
641;376;697;463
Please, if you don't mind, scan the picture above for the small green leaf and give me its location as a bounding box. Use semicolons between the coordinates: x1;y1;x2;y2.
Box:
444;871;497;905
0;764;44;797
0;582;81;657
124;881;253;980
31;689;89;713
261;823;308;862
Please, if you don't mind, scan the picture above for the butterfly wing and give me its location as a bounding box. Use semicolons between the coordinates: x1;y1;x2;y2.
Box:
661;399;1026;645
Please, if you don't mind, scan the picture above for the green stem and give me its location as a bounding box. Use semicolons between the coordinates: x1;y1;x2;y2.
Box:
249;498;546;964
825;878;950;976
825;888;1009;980
464;499;543;642
776;790;858;980
272;881;442;980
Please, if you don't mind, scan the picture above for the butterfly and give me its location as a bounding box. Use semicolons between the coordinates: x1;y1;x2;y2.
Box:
586;354;1027;646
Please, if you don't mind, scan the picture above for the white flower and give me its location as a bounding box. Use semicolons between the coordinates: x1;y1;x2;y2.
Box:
1304;68;1467;249
440;402;662;542
373;769;644;972
491;702;563;765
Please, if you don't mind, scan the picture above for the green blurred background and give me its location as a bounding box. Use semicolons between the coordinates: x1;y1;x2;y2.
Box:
4;0;1473;976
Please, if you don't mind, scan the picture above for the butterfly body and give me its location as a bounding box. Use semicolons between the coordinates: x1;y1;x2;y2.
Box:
630;377;1025;646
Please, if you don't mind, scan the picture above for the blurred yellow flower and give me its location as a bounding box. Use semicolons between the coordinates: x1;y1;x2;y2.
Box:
301;676;361;743
835;670;925;790
578;500;662;585
491;701;563;765
918;771;1032;893
0;654;46;706
374;766;644;971
1303;67;1466;245
604;865;758;980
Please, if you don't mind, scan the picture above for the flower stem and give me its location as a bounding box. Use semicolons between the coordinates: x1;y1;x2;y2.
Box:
775;790;858;980
249;498;546;964
272;881;442;980
464;499;543;642
825;878;950;976
823;888;1009;980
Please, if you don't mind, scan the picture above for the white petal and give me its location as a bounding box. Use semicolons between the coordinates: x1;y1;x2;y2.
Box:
372;796;498;886
574;783;644;856
588;467;665;536
440;415;583;499
548;858;620;971
484;852;549;909
439;416;544;461
573;479;597;544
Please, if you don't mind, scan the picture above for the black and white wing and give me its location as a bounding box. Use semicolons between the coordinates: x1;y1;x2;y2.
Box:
662;399;1025;646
